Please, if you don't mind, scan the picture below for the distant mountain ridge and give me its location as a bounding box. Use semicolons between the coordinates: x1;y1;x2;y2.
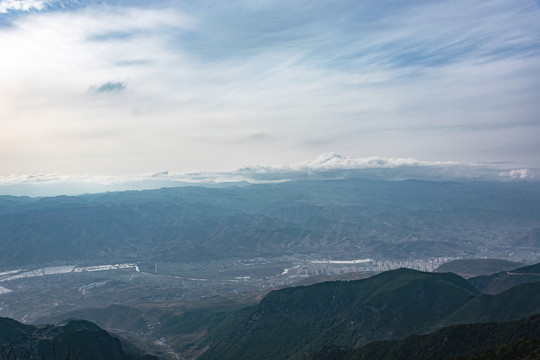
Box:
434;258;524;278
1;178;540;267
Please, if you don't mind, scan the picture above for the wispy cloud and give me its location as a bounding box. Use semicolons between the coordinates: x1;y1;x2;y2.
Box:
89;81;126;93
0;0;539;177
0;0;50;13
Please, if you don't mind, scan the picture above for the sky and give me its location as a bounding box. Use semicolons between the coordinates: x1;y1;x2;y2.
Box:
1;0;539;195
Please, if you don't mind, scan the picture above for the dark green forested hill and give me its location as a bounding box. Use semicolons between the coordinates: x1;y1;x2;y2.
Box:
468;262;540;294
199;269;479;360
510;263;540;274
311;314;540;360
436;281;540;328
198;268;540;360
452;337;540;360
0;317;157;360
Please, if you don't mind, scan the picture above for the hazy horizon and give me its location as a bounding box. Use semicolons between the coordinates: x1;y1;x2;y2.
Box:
0;152;537;197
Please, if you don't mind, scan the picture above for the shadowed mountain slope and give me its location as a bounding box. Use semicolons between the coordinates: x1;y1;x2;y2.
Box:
0;317;157;360
434;258;524;278
199;267;540;360
199;269;478;360
468;262;540;294
312;314;540;360
35;305;148;335
452;337;540;360
437;281;540;328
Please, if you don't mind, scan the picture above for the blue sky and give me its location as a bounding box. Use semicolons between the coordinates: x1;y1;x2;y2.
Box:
0;0;539;193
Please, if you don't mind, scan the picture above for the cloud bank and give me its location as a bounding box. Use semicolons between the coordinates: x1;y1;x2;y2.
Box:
0;153;536;197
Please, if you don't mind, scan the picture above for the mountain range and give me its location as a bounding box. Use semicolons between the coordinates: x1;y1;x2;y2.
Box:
1;179;539;267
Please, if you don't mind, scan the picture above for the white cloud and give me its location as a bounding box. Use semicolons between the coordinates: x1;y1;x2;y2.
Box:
0;1;539;177
296;153;458;170
233;153;537;183
236;153;459;173
501;169;532;180
0;153;535;197
0;0;50;13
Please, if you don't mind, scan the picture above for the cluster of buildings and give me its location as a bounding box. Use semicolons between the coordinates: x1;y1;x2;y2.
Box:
282;257;455;277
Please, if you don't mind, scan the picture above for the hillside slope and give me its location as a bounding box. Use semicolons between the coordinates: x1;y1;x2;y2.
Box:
200;269;478;360
468;262;540;294
0;317;157;360
200;267;540;360
437;281;540;328
312;314;540;360
434;258;523;278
